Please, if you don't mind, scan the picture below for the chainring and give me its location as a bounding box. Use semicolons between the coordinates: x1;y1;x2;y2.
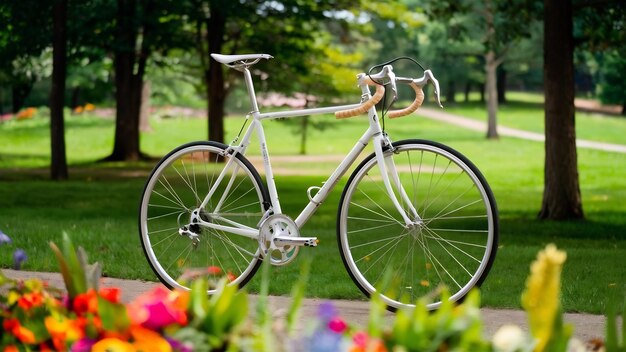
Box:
258;214;300;266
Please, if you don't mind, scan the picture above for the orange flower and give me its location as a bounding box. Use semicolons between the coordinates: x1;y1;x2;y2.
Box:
91;338;134;352
17;291;44;310
3;318;36;344
84;103;96;111
3;345;19;352
130;326;172;352
73;106;84;114
350;332;388;352
16;107;37;120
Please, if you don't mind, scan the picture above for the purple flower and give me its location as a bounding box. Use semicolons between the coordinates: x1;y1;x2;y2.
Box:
13;249;27;269
166;337;194;352
317;301;338;322
0;230;11;245
307;329;344;352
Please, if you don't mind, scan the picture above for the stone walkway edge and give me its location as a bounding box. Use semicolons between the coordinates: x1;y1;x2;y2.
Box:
2;269;610;342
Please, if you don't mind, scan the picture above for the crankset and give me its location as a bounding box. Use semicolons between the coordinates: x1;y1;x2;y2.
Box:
258;214;318;266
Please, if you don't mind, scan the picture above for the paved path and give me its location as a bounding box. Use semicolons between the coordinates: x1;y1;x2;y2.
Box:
418;107;626;154
2;269;609;342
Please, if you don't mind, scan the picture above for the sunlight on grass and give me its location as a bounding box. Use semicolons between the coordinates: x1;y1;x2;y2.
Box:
1;98;625;314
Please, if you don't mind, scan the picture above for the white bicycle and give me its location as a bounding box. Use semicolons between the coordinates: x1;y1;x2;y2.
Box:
139;53;499;311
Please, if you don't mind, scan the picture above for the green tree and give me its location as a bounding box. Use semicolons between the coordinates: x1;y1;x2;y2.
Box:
423;0;538;138
0;1;52;113
191;0;357;145
597;51;626;115
539;0;624;220
106;0;194;161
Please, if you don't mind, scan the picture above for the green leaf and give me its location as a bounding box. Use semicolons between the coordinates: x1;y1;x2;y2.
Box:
287;256;311;334
49;240;77;298
98;296;130;332
49;232;88;298
190;278;209;322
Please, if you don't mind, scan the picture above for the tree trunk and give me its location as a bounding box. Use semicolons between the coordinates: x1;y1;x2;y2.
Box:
485;51;499;139
479;83;485;103
107;0;142;161
497;66;507;104
484;0;499;139
11;81;33;114
206;5;226;143
464;82;471;103
539;0;584;220
300;116;309;155
445;81;456;103
70;86;81;112
50;0;68;180
139;80;152;132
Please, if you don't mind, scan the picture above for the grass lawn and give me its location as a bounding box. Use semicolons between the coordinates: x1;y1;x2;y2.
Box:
443;91;626;145
1;101;625;314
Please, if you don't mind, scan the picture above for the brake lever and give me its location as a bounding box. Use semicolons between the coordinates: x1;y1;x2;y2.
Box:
386;67;398;102
414;70;443;108
369;65;398;102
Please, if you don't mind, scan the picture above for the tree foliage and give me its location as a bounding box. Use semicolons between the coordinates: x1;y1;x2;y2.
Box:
421;0;539;138
597;51;626;115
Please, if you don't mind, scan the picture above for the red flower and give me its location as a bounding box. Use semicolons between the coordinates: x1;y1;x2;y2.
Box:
17;292;44;310
99;287;121;303
73;289;98;315
207;266;222;275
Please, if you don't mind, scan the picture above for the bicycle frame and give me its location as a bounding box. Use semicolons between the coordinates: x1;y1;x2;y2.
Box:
195;67;420;239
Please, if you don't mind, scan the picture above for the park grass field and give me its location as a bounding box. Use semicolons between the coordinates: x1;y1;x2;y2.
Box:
1;97;625;314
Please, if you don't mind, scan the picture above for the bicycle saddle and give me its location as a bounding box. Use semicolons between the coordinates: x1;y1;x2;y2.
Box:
211;53;273;65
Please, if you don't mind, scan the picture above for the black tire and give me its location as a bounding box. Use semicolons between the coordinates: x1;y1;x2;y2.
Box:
337;139;498;311
139;141;269;292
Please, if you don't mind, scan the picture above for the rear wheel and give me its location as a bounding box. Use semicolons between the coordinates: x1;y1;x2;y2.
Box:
139;141;268;292
337;139;498;311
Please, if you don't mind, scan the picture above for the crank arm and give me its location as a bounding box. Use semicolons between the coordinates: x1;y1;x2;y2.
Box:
274;236;319;247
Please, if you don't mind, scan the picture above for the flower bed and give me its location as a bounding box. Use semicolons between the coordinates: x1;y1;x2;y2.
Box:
1;233;623;351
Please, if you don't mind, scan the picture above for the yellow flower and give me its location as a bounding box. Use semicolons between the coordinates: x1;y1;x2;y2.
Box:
91;338;134;352
521;244;567;352
45;315;84;348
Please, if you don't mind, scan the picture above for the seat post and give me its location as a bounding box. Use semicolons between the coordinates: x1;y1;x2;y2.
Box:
242;68;261;114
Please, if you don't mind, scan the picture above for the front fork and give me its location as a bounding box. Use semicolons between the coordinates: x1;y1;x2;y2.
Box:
373;135;423;228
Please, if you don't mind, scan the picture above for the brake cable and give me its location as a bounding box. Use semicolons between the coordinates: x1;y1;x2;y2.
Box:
366;57;427;133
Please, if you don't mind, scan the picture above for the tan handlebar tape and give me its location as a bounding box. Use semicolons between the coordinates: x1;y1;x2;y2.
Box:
335;79;386;119
388;82;424;119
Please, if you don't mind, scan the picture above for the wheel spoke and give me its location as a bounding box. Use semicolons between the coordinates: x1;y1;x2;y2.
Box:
338;141;497;310
139;143;266;293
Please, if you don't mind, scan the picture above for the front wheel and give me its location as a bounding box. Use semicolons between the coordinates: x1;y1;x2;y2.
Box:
337;139;498;311
139;141;269;292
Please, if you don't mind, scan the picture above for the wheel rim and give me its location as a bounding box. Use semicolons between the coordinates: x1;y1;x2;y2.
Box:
339;142;497;310
140;144;265;291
